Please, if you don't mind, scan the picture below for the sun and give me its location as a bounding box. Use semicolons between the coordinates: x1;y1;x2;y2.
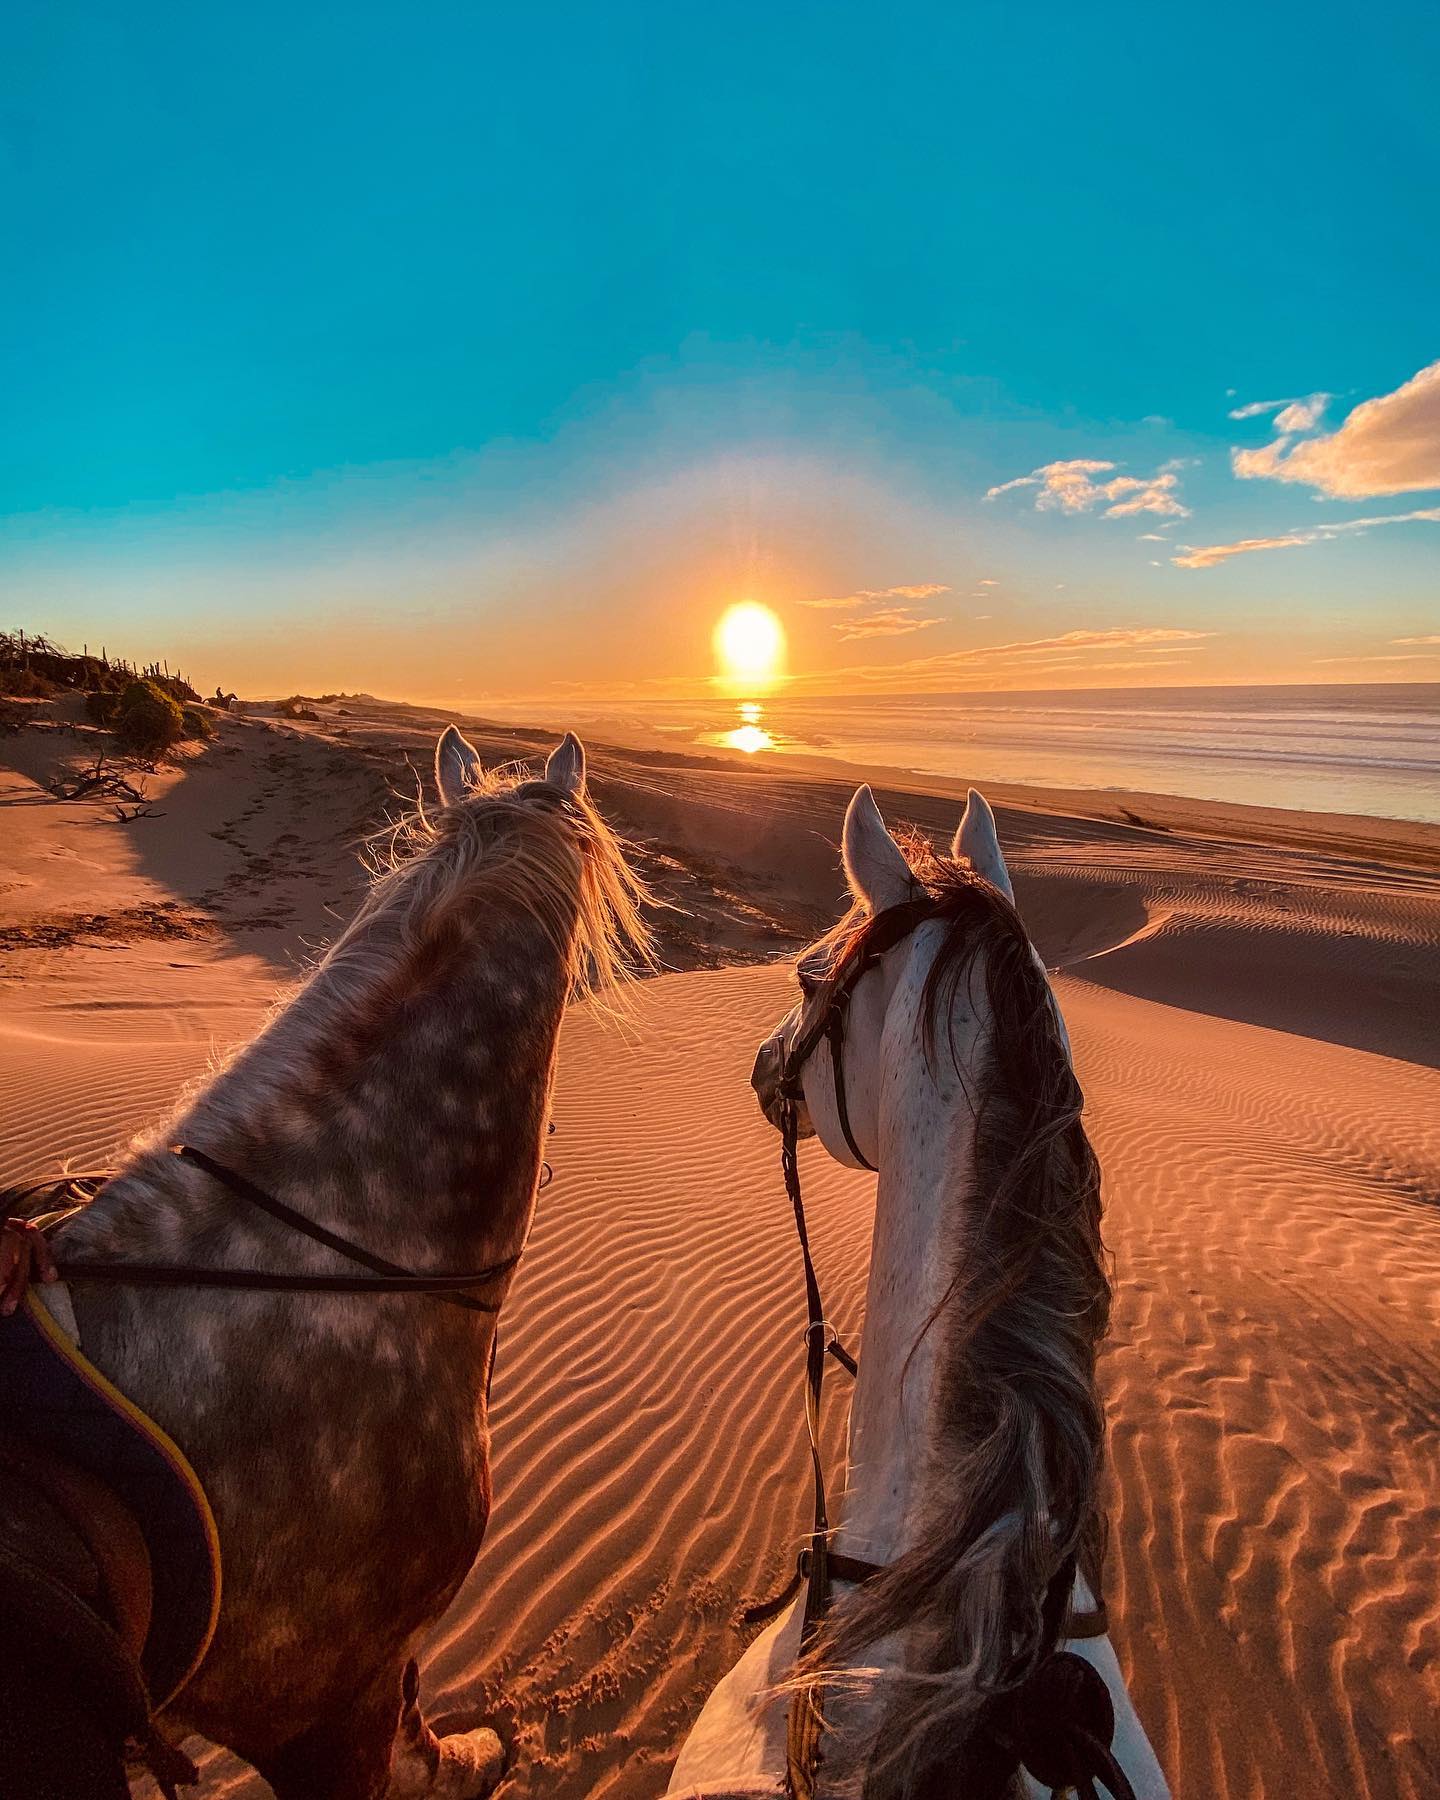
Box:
713;602;786;690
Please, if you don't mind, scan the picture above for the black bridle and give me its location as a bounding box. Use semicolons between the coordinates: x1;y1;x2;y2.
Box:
757;892;1136;1800
778;895;937;1174
752;895;938;1646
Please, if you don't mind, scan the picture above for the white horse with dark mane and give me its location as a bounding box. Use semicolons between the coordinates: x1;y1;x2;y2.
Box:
669;785;1168;1799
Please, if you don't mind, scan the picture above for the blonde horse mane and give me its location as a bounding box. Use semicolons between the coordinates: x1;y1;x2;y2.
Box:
332;758;656;1006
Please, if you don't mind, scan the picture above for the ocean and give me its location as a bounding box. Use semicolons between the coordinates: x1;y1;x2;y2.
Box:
472;683;1440;826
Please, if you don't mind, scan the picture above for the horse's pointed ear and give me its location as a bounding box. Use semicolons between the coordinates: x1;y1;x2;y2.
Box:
435;725;484;807
842;785;913;913
544;731;586;798
952;788;1015;902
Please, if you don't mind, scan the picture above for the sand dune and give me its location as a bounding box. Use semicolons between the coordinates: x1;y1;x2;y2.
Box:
2;695;1438;1798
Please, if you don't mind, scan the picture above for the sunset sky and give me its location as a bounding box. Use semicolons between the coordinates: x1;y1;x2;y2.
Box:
4;3;1437;702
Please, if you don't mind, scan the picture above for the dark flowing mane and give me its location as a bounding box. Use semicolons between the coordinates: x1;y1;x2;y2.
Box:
807;834;1111;1800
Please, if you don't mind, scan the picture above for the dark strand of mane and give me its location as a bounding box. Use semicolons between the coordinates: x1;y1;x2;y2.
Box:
804;837;1111;1800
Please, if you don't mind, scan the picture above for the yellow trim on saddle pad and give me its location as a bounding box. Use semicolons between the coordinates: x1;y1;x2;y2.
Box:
3;1293;222;1710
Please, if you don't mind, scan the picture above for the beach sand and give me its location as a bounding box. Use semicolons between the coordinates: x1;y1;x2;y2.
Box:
2;692;1438;1799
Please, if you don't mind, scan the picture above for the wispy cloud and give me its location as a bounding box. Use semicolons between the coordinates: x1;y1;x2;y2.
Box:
802;583;949;610
1171;534;1312;569
1313;651;1440;664
1231;359;1440;497
834;608;946;641
986;458;1190;518
1034;657;1194;672
1173;506;1440;568
772;625;1215;695
803;581;950;641
1228;393;1329;431
859;627;1212;677
1393;633;1440;645
966;627;1208;657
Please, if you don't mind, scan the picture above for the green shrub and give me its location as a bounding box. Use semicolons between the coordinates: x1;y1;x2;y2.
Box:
113;679;185;760
180;704;215;740
85;690;119;725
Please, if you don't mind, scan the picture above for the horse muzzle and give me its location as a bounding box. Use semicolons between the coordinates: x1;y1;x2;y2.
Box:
751;1038;815;1139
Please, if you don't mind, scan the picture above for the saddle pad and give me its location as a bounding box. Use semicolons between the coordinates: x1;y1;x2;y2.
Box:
0;1292;221;1711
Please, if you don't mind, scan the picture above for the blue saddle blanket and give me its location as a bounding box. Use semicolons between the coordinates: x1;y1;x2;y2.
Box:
0;1289;221;1710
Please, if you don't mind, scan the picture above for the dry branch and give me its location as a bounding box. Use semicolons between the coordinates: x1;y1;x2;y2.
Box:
49;753;152;805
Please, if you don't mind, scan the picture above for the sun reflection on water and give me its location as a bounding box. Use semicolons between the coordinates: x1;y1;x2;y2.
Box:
714;700;775;754
721;723;774;753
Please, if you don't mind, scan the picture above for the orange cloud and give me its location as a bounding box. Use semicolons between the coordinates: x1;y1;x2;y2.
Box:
804;582;951;641
1231;359;1440;497
1173;506;1440;568
1171;534;1313;569
1312;651;1440;664
960;627;1208;657
802;582;949;610
824;626;1214;685
834;608;946;641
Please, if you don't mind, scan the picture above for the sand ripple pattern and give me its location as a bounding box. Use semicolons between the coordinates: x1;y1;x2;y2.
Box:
1065;977;1440;1800
3;963;1437;1798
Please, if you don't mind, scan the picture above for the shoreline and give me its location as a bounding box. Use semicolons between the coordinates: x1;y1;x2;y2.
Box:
437;677;1440;835
369;693;1440;873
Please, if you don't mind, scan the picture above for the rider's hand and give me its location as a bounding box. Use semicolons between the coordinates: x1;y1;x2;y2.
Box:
0;1218;59;1316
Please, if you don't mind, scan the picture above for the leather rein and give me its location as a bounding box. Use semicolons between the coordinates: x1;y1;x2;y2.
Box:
16;1144;533;1315
755;894;1136;1800
745;897;937;1644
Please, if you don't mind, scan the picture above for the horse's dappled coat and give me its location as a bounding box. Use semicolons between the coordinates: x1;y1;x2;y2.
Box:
3;728;650;1800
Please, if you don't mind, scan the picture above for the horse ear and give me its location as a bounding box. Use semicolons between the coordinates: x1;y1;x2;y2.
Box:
435;725;484;807
544;731;586;798
399;1659;424;1747
952;788;1015;902
842;785;914;913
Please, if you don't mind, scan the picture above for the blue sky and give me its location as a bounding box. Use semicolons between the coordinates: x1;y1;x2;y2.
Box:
4;1;1437;698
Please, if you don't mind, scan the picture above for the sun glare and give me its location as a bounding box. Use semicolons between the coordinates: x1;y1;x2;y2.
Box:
714;602;785;690
722;723;773;754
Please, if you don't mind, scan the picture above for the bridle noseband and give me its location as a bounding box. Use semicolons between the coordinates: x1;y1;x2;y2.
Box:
777;895;936;1174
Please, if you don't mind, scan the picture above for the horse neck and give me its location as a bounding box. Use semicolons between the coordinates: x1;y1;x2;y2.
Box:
77;883;575;1272
835;923;987;1569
